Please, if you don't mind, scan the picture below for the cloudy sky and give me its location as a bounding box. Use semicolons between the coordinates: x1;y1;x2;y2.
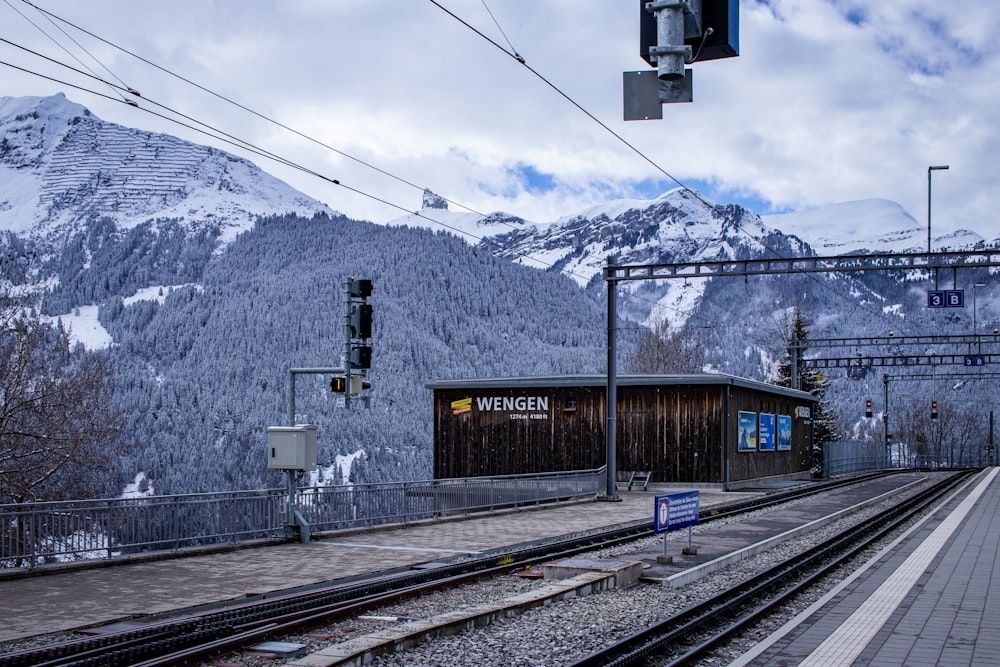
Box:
2;0;996;236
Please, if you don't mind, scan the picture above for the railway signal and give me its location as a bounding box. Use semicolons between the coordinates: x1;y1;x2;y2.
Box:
343;277;374;406
626;0;740;118
931;400;938;420
865;399;873;419
330;374;371;395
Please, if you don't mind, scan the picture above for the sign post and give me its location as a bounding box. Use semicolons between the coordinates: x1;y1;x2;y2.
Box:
654;491;700;563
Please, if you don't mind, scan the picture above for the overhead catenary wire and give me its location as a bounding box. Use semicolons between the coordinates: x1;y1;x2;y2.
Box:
0;7;740;340
13;0;495;222
426;0;911;336
2;2;895;348
2;0;130;103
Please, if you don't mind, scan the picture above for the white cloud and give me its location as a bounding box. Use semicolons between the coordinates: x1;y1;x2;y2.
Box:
2;1;996;236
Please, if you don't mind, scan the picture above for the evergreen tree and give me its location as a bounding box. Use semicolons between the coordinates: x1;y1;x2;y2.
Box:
773;309;841;473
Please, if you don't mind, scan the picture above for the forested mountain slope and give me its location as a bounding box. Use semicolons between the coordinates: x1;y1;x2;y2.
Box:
93;213;612;493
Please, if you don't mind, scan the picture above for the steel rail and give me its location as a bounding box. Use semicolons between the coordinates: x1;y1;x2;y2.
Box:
0;471;899;667
569;470;975;667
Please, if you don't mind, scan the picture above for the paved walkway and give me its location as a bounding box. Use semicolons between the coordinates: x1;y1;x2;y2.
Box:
0;490;723;642
730;467;1000;667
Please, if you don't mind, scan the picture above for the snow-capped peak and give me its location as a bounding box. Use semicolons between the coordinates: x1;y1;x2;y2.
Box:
0;94;335;240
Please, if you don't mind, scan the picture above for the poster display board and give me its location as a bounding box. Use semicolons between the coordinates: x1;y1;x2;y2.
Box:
738;411;757;451
777;415;792;450
758;413;775;451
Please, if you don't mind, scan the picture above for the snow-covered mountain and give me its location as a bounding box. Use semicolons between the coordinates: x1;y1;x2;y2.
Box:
0;94;333;243
764;199;986;255
396;192;988;284
391;189;990;333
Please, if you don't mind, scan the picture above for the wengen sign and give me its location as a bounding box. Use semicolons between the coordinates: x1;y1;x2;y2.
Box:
476;396;549;412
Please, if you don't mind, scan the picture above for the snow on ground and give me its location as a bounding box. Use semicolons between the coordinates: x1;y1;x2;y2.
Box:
48;305;112;350
49;283;202;350
305;449;367;487
122;472;155;498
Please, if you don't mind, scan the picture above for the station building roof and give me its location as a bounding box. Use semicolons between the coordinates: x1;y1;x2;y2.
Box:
426;374;817;403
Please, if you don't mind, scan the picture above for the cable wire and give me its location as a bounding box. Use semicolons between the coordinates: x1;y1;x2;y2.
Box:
2;3;900;345
426;0;911;335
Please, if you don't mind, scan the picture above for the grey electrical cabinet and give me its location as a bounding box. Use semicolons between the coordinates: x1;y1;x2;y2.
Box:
266;425;318;471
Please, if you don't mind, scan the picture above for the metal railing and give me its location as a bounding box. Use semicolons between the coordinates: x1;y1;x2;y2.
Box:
822;441;889;477
1;468;605;568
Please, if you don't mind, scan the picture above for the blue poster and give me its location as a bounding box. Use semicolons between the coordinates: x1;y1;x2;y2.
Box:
759;413;776;451
777;415;792;451
738;411;757;451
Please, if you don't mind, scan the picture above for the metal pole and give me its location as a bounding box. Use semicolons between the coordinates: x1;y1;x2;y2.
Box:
288;370;296;426
928;165;949;288
973;284;986;348
287;369;297;533
344;278;353;410
723;385;731;491
286;470;296;530
284;366;346;540
605;256;618;499
652;0;688;81
927;167;932;256
883;374;890;467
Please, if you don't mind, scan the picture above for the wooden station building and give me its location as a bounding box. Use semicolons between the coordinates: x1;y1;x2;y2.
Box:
427;374;818;490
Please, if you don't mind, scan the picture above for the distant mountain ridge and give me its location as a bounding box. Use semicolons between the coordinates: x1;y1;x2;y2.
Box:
395;190;989;290
0;94;332;242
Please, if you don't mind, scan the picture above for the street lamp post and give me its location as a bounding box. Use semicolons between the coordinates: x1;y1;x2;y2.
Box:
927;165;949;255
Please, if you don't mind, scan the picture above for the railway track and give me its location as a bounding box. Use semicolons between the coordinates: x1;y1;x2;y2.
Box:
0;470;906;667
569;469;976;667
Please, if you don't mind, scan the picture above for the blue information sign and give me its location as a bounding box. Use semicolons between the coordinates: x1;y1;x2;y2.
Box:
654;491;700;534
964;355;986;367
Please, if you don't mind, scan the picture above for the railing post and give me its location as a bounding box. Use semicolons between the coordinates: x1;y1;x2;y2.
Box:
29;508;37;568
106;501;113;560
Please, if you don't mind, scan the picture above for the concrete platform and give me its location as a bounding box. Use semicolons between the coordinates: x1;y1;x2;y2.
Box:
0;489;741;643
729;467;1000;667
635;473;928;587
